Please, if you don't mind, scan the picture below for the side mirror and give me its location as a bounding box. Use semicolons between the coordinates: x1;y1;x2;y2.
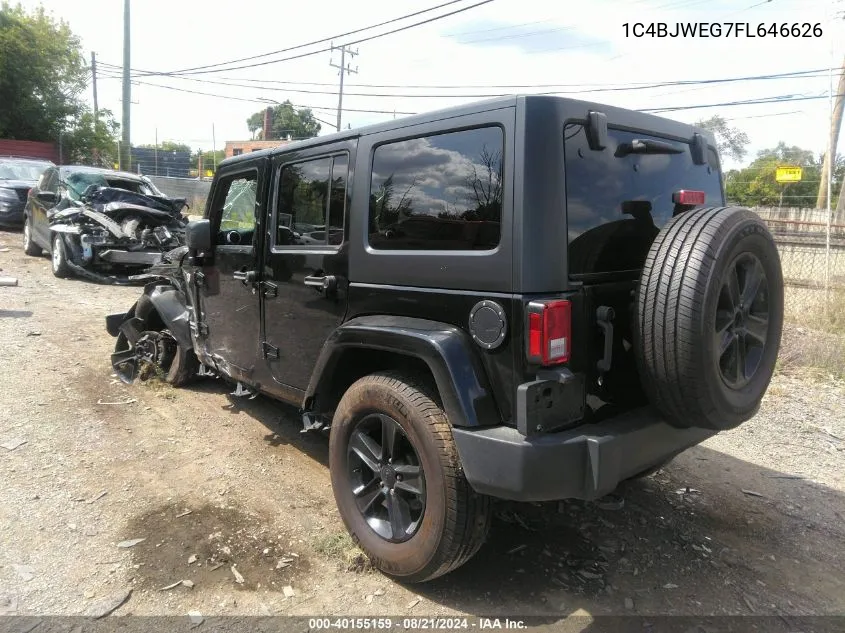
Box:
35;191;58;205
185;218;211;253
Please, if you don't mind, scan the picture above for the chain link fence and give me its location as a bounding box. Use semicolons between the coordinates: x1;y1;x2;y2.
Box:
752;207;845;333
751;207;845;376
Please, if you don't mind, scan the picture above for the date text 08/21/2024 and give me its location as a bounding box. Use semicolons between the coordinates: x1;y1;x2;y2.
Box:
623;22;823;38
307;618;527;630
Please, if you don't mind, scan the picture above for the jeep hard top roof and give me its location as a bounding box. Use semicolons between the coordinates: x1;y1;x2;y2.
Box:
218;95;718;169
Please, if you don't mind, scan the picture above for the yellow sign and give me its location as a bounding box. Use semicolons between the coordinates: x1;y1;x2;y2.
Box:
776;166;802;183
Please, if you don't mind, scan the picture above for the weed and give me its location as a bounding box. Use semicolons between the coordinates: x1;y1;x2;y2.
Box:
312;531;372;573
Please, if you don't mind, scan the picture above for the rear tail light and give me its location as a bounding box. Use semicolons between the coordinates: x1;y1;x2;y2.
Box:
526;300;571;366
672;189;706;205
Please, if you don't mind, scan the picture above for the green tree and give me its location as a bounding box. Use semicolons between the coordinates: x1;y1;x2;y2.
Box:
0;3;119;163
246;101;321;140
62;108;119;166
191;148;225;173
725;142;844;208
136;141;192;153
0;2;87;141
695;115;751;163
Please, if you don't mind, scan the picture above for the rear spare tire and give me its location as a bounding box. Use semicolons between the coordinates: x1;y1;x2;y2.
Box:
635;206;783;431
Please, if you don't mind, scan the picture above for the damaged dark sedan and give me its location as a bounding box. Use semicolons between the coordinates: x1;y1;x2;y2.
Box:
23;165;189;282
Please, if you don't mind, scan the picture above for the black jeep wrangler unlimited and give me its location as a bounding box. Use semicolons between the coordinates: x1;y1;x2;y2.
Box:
106;95;783;582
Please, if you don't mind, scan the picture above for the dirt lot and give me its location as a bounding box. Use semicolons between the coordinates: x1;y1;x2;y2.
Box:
1;227;844;621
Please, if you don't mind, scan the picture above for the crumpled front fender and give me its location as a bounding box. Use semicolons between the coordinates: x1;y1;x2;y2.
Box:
104;282;193;354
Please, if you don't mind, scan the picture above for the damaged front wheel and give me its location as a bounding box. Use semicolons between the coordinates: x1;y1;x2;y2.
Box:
111;319;198;387
51;234;73;278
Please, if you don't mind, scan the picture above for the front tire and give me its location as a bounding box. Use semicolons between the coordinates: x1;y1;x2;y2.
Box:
50;234;73;278
23;218;41;256
329;372;490;583
112;322;199;387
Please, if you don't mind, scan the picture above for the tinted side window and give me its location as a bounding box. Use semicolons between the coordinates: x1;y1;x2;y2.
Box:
369;126;503;250
564;124;722;277
276;154;347;247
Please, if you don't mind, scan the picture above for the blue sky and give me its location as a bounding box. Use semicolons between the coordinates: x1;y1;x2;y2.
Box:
16;0;845;169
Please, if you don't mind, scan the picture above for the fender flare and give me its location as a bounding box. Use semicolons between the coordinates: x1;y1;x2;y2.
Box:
306;315;500;428
105;281;192;352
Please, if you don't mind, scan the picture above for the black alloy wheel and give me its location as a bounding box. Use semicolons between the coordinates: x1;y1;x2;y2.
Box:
715;252;770;389
347;413;426;543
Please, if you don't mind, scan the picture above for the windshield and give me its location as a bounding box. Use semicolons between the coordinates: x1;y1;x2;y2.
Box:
0;161;51;181
62;171;160;200
564;124;723;277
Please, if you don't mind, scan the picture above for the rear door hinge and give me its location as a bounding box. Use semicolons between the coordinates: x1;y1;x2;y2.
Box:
596;306;615;374
261;281;278;299
262;341;280;360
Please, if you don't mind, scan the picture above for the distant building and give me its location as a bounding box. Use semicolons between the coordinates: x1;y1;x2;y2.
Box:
130;147;191;178
224;139;292;159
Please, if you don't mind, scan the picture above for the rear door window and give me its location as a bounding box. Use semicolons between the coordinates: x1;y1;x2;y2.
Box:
564;124;723;277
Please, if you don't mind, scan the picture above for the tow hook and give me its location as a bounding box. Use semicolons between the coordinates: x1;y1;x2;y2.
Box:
596;306;615;377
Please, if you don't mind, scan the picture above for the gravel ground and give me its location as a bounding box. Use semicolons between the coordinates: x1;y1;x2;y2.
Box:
1;227;844;622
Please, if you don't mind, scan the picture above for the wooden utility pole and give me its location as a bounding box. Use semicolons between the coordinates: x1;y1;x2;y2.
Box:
91;51;98;119
330;44;358;132
816;56;845;209
120;0;131;172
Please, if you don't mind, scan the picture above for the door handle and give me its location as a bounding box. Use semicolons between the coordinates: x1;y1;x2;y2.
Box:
304;274;337;292
233;269;257;284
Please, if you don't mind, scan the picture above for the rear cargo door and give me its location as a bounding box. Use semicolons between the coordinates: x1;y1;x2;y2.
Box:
563;124;724;410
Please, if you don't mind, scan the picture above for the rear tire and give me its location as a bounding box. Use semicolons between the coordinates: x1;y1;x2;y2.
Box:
23;218;41;256
635;206;784;431
329;371;490;583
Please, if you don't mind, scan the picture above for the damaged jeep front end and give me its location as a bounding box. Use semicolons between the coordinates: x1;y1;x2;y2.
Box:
106;245;201;383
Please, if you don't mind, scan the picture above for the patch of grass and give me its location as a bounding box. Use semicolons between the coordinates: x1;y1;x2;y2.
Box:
784;287;845;335
777;324;845;380
138;367;178;400
312;531;372;573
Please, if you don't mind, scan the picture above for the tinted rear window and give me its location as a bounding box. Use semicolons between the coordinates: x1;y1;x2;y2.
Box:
368;126;503;251
564;124;722;277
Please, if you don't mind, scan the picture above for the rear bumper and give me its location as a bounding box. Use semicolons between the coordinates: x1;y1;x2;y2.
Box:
452;406;715;502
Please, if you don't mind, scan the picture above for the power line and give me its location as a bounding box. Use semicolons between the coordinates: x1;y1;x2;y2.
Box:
103;60;831;91
99;68;844;119
724;109;805;120
644;91;845;113
115;0;495;78
166;0;468;75
98;63;830;98
97;71;417;115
